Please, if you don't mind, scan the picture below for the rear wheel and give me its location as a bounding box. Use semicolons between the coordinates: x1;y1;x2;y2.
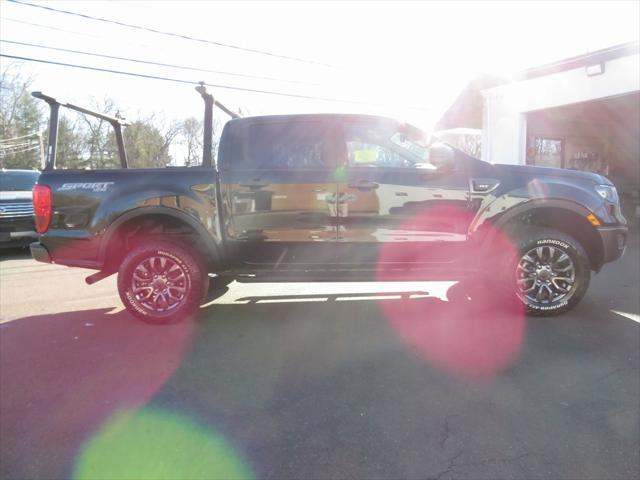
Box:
502;228;591;316
117;240;207;324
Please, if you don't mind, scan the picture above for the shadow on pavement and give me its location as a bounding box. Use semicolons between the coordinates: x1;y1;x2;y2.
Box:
1;277;638;480
0;247;31;261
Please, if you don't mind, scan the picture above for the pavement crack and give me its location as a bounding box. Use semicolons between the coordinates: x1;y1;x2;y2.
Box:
596;365;636;382
439;414;459;450
457;452;547;468
429;451;549;479
430;450;464;480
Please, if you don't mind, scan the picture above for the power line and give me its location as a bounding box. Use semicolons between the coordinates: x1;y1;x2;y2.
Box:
0;145;40;154
1;151;38;157
0;132;39;143
0;141;38;149
1;17;106;40
8;0;334;68
1;39;321;86
0;53;429;111
2;16;208;57
1;16;183;62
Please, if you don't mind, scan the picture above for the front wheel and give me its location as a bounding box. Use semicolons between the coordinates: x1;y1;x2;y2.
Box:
117;240;207;324
503;228;591;316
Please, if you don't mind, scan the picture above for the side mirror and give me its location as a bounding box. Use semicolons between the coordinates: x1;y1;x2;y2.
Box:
429;143;455;172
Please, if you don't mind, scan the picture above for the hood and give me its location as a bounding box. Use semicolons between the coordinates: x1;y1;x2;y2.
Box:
0;190;33;202
493;163;609;185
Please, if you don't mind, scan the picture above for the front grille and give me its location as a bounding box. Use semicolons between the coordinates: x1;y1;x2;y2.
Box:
0;202;34;218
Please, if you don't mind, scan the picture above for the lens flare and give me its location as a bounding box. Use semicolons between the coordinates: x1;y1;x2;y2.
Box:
376;205;526;378
74;407;253;480
527;178;549;199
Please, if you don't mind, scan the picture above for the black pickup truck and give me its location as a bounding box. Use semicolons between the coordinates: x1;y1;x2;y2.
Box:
29;89;628;323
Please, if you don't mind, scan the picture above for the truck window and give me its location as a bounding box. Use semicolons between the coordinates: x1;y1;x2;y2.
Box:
237;121;327;169
347;141;410;168
345;123;432;169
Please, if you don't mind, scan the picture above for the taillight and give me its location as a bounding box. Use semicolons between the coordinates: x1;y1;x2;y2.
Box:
32;184;52;234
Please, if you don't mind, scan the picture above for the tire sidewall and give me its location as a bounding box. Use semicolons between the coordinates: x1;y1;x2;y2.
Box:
504;230;591;316
118;241;205;324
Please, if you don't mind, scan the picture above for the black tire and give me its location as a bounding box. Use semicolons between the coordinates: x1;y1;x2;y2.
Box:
498;228;591;316
201;275;233;303
209;274;234;291
117;240;207;324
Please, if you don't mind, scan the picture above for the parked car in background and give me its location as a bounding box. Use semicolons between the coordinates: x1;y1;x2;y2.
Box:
0;169;40;249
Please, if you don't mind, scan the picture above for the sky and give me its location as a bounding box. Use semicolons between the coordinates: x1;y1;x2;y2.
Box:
1;0;639;131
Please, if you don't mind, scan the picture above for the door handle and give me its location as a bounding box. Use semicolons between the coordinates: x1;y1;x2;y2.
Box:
348;180;379;191
470;178;500;193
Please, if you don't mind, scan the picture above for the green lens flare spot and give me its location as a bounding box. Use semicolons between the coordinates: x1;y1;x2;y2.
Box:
74;408;253;480
333;165;347;182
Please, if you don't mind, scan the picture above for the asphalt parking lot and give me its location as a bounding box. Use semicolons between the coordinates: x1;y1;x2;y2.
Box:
1;236;638;480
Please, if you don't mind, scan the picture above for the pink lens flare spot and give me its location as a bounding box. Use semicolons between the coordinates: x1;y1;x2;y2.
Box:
376;205;526;378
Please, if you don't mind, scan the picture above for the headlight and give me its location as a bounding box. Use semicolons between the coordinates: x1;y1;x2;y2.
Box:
595;184;619;203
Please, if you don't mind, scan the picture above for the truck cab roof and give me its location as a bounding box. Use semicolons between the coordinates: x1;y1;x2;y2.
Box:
226;113;403;126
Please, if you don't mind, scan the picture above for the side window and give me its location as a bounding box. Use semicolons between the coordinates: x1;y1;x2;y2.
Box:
239;121;326;169
347;141;411;168
344;123;430;169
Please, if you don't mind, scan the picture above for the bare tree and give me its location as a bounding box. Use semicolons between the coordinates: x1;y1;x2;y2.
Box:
179;117;203;166
80;97;120;169
174;116;221;166
0;63;43;168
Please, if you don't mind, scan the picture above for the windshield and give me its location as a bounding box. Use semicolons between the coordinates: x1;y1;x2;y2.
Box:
390;130;430;162
0;171;40;191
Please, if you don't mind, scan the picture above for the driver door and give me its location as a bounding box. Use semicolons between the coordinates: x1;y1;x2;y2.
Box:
334;120;472;267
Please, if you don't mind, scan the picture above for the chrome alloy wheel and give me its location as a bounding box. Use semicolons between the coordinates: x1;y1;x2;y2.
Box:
516;245;576;304
131;255;190;314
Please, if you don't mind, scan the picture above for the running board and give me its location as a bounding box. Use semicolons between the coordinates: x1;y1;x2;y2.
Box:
233;268;476;283
85;270;115;285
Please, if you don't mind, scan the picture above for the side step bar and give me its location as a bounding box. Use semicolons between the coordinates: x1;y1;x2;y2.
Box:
85;270;114;285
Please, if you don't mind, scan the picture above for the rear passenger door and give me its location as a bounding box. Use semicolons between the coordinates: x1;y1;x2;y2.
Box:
219;119;339;268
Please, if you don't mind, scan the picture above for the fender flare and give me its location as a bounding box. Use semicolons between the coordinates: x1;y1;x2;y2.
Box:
474;198;594;248
98;206;222;268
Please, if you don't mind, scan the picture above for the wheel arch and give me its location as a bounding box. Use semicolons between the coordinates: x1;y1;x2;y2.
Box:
478;200;604;271
99;206;223;272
